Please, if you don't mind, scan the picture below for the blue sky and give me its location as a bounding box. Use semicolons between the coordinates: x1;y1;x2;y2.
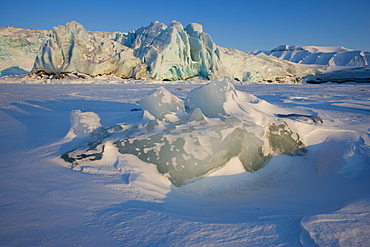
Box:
1;0;369;52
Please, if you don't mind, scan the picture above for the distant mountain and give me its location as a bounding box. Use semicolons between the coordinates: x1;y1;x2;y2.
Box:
250;45;370;67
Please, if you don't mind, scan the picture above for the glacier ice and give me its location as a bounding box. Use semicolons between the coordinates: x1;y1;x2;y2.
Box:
32;21;141;78
61;79;307;186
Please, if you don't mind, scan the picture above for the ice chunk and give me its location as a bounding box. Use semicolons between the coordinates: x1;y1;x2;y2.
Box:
115;124;269;187
267;122;306;156
185;78;237;116
69;110;102;136
139;86;186;121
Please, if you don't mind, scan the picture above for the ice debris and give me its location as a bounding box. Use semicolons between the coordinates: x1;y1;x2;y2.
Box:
61;79;307;186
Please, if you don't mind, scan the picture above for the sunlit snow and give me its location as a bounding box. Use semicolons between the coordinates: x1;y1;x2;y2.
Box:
0;80;369;246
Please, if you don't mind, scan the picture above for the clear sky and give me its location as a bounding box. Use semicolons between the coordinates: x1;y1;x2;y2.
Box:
0;0;369;52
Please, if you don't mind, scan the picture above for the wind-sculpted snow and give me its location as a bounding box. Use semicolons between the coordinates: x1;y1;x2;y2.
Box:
61;79;307;186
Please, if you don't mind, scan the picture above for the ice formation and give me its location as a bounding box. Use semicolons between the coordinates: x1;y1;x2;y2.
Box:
61;79;307;186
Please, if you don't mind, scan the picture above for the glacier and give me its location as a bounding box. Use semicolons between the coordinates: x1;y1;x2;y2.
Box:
61;79;307;186
29;21;308;82
2;21;369;83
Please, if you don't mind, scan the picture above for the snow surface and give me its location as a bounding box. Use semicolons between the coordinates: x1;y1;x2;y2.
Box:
1;81;370;246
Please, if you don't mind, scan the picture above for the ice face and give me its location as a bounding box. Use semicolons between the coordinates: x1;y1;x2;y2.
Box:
62;80;307;186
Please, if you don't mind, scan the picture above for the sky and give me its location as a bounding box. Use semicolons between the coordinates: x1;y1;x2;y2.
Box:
0;0;369;52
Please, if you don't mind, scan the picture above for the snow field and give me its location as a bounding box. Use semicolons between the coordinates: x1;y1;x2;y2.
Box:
0;81;369;246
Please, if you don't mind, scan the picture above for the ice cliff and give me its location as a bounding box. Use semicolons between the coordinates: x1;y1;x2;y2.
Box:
30;21;306;82
61;79;309;186
32;21;141;78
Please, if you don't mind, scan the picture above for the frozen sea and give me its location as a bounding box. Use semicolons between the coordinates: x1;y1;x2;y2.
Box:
0;82;369;246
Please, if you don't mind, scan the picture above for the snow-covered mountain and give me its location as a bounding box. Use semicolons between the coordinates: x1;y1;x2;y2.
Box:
250;45;370;67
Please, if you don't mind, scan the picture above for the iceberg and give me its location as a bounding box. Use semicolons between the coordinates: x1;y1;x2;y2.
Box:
61;79;307;186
